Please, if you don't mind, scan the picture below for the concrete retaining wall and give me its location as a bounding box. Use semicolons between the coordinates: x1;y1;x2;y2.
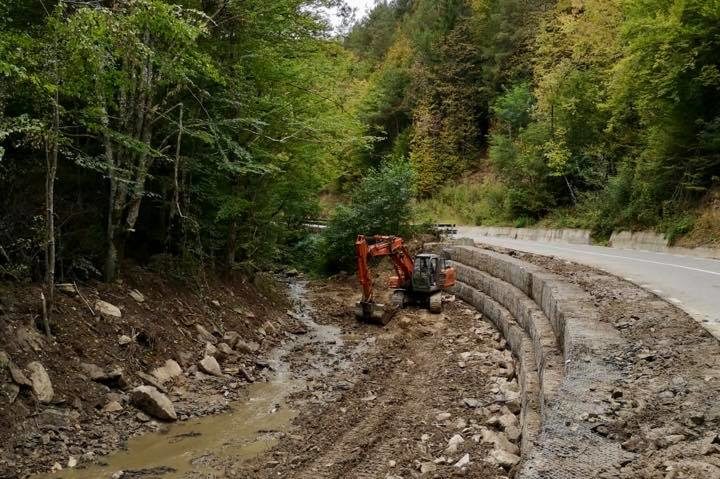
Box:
610;230;720;260
456;226;720;260
455;282;542;454
429;243;633;477
456;226;592;245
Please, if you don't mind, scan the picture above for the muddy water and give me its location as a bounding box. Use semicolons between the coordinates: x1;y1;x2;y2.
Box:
38;279;344;479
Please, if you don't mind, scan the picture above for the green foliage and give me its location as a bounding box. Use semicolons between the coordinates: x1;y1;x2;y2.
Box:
0;0;365;281
414;179;509;225
318;160;416;272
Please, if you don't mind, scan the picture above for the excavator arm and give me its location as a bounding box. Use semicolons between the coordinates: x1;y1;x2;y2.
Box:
355;235;414;302
355;235;414;323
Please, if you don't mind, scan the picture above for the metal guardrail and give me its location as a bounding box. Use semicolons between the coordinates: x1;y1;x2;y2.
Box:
433;223;458;236
302;219;457;236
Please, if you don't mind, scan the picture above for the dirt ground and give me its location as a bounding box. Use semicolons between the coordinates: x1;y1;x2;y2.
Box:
4;245;720;479
228;276;521;479
0;266;302;478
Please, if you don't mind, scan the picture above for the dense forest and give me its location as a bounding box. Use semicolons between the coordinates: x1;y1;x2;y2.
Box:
345;0;720;242
1;0;719;288
0;0;368;286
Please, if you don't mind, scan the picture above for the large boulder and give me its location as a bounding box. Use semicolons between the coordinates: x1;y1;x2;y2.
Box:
95;300;122;319
27;362;53;403
198;356;223;377
130;386;176;421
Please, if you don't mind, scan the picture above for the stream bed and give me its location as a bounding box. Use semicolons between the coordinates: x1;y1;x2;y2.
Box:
37;279;348;479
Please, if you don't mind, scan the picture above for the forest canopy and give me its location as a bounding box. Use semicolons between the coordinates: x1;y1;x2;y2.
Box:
1;0;719;285
0;0;367;282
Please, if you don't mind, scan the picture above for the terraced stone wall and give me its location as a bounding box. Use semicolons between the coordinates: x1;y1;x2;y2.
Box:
426;243;635;477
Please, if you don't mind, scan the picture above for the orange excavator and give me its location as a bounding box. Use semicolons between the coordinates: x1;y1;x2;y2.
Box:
355;235;456;324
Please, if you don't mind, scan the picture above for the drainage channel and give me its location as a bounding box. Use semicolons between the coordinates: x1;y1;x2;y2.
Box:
34;279;346;479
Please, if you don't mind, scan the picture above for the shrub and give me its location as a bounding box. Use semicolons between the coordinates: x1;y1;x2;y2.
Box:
317;160;416;272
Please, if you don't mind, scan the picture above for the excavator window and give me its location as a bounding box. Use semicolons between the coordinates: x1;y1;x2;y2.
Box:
429;258;437;283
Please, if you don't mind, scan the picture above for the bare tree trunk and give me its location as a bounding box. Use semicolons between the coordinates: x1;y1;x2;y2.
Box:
564;175;578;205
226;220;238;268
172;103;184;219
104;145;118;281
43;91;59;335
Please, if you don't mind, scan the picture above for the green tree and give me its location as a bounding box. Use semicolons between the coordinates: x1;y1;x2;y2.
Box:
320;160;416;271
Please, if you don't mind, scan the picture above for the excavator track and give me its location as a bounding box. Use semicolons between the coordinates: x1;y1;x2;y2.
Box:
429;292;442;313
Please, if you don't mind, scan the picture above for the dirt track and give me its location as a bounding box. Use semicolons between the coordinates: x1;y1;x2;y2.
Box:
232;278;519;478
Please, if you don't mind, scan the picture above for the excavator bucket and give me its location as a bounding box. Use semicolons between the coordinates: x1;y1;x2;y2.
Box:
355;300;396;325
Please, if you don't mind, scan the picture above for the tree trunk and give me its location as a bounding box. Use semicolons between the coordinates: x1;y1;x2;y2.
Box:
102;105;119;282
226;220;238;268
43;91;59;335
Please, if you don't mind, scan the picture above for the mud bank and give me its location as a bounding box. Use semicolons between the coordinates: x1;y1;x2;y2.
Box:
0;268;303;478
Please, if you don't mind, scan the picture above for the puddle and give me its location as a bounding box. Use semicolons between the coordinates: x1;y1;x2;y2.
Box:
34;279;343;479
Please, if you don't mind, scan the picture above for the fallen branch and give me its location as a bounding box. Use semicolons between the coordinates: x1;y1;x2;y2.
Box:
73;281;95;316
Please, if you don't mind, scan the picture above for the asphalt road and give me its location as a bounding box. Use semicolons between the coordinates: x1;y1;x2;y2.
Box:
454;228;720;340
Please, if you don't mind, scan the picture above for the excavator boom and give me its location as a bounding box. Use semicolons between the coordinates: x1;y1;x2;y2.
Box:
356;235;414;302
355;235;414;324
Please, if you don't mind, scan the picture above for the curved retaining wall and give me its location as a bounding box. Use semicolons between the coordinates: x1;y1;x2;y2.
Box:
455;226;592;245
428;243;635;477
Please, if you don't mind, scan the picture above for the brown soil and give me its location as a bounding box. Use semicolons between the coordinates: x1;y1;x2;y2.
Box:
4;246;719;479
226;274;520;479
0;266;299;478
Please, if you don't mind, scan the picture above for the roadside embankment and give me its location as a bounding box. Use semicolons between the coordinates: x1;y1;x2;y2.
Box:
458;226;720;260
609;230;720;260
428;241;720;477
455;227;591;245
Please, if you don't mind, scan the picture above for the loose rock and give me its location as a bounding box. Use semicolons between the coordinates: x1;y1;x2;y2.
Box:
446;433;465;454
130;386;177;421
195;324;216;344
489;449;520;468
223;331;241;349
128;289;145;303
103;401;124;413
151;360;183;384
0;383;20;403
8;362;32;387
217;343;234;358
199;356;223;377
454;453;470;468
235;340;260;354
26;362;53;403
95;300;122;319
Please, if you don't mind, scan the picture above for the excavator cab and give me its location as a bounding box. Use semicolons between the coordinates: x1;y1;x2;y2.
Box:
412;254;445;293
